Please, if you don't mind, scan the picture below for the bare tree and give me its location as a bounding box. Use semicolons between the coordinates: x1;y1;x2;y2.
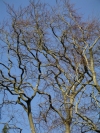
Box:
0;0;100;133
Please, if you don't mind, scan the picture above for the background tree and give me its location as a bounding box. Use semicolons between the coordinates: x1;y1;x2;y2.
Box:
0;0;100;133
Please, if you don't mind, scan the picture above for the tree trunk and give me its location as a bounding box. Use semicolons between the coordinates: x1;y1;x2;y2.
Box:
27;100;36;133
65;123;70;133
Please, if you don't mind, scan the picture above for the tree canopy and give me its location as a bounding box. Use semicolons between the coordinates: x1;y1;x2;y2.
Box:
0;0;100;133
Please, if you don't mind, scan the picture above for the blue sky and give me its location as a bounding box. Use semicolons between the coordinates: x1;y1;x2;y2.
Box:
0;0;100;21
0;0;100;133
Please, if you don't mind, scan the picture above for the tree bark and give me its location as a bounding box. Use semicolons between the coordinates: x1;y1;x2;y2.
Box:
65;123;70;133
27;100;36;133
